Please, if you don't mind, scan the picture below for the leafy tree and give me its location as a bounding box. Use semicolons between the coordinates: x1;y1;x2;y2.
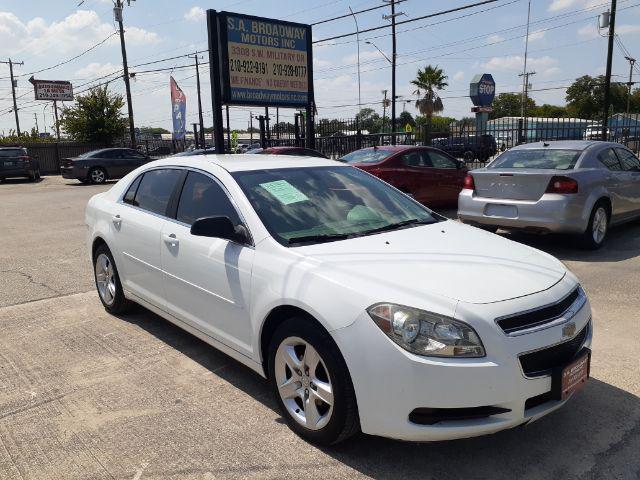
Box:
489;92;536;119
59;86;127;145
398;111;415;129
139;126;170;134
530;104;568;117
355;107;382;133
411;65;448;119
565;75;627;119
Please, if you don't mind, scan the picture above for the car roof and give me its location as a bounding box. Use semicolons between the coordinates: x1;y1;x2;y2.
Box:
510;140;603;151
353;145;422;153
146;153;341;173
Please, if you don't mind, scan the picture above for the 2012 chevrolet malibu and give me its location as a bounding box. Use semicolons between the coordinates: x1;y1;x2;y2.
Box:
85;154;593;445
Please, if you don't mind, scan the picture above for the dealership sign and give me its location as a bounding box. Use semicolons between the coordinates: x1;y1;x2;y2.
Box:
28;76;73;101
469;73;495;107
217;12;312;107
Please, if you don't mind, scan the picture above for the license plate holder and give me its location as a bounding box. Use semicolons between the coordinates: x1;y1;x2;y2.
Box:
484;204;518;218
552;349;590;400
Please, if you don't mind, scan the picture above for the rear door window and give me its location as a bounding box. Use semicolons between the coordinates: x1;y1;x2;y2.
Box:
123;175;142;205
614;148;640;172
428;150;458;169
176;171;241;226
134;169;182;216
598;148;623;171
402;151;431;167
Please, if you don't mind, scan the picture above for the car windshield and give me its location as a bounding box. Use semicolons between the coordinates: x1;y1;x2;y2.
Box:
340;149;394;164
232;166;437;246
488;149;581;170
0;149;24;157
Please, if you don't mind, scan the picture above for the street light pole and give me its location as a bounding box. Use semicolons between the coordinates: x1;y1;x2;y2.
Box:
191;54;205;147
390;0;397;145
348;7;361;110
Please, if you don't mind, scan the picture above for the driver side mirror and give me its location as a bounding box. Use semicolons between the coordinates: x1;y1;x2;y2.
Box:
190;216;250;245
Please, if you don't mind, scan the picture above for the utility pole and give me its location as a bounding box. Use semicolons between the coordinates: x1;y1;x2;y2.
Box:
382;89;388;130
53;100;61;140
33;113;39;135
1;59;24;136
249;112;253;143
115;0;136;147
191;54;205;147
383;0;399;145
602;0;617;140
520;0;532;120
624;56;636;116
192;122;199;148
518;71;536;142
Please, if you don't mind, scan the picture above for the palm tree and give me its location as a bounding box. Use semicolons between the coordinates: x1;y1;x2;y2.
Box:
411;65;448;134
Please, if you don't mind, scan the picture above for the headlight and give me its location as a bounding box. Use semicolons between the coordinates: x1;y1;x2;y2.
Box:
367;303;485;358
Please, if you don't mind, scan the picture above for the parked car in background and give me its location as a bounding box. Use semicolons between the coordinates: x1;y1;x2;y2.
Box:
248;146;328;158
584;125;607;140
458;141;640;249
432;134;497;162
340;145;468;207
172;147;216;157
0;147;40;182
86;154;593;445
61;148;152;184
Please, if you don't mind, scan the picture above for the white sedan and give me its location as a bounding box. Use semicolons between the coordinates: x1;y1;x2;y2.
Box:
85;154;593;445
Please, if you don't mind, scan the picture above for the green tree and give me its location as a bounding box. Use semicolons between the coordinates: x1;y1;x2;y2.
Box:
139;126;170;135
530;104;568;117
411;65;448;119
398;110;415;129
355;107;382;133
565;75;627;119
59;86;127;145
489;92;536;119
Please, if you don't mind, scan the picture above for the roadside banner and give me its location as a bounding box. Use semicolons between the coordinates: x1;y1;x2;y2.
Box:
170;76;186;140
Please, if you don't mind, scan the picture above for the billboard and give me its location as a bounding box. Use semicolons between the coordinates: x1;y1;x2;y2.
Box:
170;76;186;140
29;77;73;101
218;12;312;107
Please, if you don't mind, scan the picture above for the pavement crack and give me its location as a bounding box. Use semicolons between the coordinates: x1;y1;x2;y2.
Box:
0;269;65;297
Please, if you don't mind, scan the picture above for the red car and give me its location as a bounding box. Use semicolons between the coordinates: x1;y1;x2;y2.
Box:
340;145;468;207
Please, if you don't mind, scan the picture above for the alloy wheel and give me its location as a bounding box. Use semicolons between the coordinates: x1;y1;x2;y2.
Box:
274;337;334;430
91;169;105;183
592;207;607;244
95;253;116;306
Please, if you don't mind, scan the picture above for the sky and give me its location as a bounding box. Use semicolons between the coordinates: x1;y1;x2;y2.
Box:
0;0;639;135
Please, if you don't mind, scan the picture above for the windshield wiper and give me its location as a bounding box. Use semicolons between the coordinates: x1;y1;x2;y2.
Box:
288;233;350;245
360;218;435;235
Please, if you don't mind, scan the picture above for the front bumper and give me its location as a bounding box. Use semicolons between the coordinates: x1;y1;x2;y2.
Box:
332;275;592;441
458;189;588;234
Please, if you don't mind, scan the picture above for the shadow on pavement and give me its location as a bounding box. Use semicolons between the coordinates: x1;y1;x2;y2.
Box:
120;306;640;480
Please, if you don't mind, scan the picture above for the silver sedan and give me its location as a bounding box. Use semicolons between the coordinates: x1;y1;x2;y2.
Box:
458;140;640;249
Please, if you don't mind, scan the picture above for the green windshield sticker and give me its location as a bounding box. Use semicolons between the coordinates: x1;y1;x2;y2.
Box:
259;180;310;205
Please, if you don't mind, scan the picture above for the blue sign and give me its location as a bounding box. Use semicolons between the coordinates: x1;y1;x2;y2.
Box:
470;73;496;107
219;12;312;107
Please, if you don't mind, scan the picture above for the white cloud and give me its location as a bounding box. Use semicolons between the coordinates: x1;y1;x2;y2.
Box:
0;10;159;56
313;58;332;68
342;49;387;65
541;66;561;77
480;55;558;71
527;30;546;42
487;34;505;44
617;25;640;35
184;6;205;22
453;71;464;81
548;0;601;12
75;62;120;79
577;23;598;38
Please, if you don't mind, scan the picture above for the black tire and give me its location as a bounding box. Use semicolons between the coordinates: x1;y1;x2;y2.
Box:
268;317;360;446
580;201;610;250
35;169;41;180
93;244;131;314
88;167;107;184
463;150;475;162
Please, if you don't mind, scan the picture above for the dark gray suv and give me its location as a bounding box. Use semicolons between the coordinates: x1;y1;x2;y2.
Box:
0;147;41;182
61;148;151;184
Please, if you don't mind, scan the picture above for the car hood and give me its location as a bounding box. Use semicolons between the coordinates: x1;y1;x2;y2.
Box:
295;220;565;304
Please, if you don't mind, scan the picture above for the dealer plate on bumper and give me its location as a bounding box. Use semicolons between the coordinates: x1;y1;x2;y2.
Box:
484;204;518;218
554;350;590;400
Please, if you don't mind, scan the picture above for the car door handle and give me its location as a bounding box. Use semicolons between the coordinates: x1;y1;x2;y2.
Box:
163;233;179;247
112;214;121;227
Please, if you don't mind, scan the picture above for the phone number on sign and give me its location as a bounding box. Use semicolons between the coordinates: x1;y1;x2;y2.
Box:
272;64;307;78
229;59;268;75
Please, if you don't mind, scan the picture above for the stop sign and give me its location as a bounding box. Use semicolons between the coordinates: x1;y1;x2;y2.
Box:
469;73;495;107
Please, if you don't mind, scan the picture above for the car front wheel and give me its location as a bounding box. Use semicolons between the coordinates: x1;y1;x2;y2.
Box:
93;244;131;314
268;318;359;445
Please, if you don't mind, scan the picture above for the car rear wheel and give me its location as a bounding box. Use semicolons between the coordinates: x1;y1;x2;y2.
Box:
93;244;131;314
581;202;609;250
268;317;359;445
89;167;107;184
463;150;475;162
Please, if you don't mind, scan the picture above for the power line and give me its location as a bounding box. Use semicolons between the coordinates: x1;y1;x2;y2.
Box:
313;0;503;44
311;1;407;26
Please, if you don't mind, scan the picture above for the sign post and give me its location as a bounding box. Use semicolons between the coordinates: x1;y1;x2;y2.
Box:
469;73;495;136
29;77;73;140
207;10;314;153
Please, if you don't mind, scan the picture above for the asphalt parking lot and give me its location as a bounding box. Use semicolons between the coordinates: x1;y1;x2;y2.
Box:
1;175;639;480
